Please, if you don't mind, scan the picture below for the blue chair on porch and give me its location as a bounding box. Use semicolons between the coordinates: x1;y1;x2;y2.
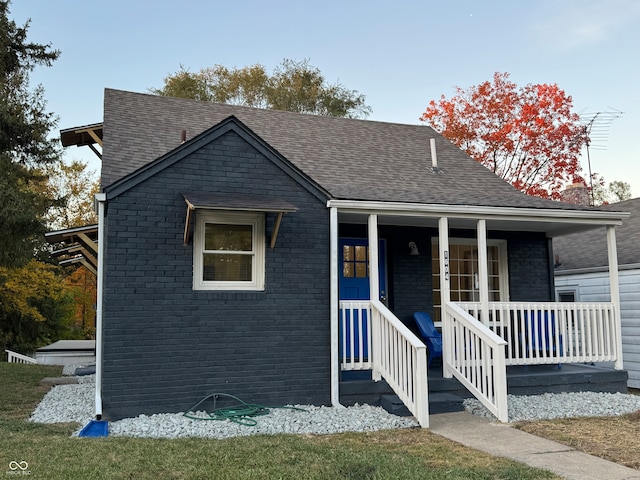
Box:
523;310;563;369
413;312;443;367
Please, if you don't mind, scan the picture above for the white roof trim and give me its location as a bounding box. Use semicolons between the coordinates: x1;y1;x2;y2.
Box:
326;199;629;226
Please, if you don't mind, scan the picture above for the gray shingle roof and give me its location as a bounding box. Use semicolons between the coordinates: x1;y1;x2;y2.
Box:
102;88;596;211
554;197;640;270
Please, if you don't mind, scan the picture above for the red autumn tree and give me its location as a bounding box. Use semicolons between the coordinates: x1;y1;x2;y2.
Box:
420;72;588;200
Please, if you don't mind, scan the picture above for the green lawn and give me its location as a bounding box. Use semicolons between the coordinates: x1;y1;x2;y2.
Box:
0;362;559;479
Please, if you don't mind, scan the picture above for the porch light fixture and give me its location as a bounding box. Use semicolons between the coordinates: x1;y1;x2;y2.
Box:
408;241;420;256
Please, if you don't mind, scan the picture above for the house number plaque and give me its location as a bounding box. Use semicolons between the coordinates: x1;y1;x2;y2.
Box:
444;250;449;281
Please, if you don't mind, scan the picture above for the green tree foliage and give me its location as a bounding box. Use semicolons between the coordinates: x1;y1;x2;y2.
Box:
0;2;85;353
591;177;632;206
152;59;372;119
0;260;76;354
42;160;100;230
0;0;61;268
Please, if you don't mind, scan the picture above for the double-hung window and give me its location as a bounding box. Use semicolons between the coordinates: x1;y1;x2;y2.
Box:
193;211;265;290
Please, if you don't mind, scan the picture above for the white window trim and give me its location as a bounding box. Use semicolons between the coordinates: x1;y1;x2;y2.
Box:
193;210;265;291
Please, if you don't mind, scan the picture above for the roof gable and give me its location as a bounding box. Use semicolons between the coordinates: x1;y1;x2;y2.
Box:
104;115;328;202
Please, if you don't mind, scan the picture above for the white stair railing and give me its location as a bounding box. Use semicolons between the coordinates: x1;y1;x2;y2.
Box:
370;300;429;428
5;349;38;364
443;302;508;422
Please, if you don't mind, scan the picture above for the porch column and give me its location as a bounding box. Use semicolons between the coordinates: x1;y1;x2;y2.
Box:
368;214;381;381
477;219;490;327
438;217;453;378
607;225;624;370
329;207;343;406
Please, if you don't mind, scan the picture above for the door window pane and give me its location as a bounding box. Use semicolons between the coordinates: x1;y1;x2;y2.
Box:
343;244;369;279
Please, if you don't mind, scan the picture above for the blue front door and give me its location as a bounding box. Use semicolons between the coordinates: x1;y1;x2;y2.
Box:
339;238;387;360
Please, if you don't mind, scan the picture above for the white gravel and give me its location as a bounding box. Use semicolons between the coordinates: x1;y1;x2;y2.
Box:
30;373;640;436
29;376;419;438
464;391;640;422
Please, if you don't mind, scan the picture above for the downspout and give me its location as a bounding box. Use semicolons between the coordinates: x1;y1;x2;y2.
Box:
329;207;344;407
94;193;106;419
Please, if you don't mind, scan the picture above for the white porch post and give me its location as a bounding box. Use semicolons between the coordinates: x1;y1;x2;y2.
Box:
439;217;453;378
477;219;490;326
329;207;343;406
607;225;624;370
368;214;382;381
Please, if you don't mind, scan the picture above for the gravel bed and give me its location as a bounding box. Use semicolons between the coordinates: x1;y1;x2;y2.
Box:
464;391;640;422
29;377;419;438
31;375;640;437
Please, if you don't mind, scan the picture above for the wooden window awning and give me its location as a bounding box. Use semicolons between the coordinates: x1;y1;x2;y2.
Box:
182;193;298;248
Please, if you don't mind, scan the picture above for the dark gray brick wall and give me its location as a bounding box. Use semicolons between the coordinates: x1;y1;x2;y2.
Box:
504;232;552;301
381;226;435;332
102;130;330;420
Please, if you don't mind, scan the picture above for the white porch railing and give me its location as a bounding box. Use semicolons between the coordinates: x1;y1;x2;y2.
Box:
5;349;38;364
460;302;620;367
442;302;508;422
339;301;373;371
370;300;429;428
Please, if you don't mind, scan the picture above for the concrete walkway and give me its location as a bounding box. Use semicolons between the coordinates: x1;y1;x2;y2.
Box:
429;411;640;480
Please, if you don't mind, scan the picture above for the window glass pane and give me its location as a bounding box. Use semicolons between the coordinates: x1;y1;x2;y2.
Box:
343;246;354;261
460;259;473;275
489;261;499;275
558;292;575;302
355;246;367;261
450;259;459;274
205;224;252;251
433;291;441;306
203;253;252;281
355;263;367;278
343;263;353;278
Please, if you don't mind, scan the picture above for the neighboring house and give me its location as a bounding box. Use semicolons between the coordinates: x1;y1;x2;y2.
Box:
554;197;640;388
60;89;629;426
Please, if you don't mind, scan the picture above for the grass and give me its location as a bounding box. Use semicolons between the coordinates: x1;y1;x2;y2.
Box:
516;407;640;470
0;363;560;480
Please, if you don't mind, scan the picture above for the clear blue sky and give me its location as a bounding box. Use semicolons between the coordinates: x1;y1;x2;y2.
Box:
11;0;640;197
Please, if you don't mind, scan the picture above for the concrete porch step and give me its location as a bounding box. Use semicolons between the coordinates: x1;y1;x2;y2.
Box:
380;392;465;417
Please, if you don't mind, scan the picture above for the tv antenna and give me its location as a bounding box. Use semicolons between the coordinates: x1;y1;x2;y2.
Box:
579;108;624;204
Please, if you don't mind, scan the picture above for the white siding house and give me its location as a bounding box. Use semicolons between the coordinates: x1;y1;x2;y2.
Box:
554;197;640;388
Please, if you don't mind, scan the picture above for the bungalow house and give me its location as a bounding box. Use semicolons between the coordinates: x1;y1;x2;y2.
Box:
554;197;640;389
60;89;630;427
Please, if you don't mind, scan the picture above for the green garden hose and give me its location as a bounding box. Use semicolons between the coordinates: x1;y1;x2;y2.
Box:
183;393;307;426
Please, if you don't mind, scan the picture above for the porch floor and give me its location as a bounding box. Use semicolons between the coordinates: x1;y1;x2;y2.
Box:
339;363;629;416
